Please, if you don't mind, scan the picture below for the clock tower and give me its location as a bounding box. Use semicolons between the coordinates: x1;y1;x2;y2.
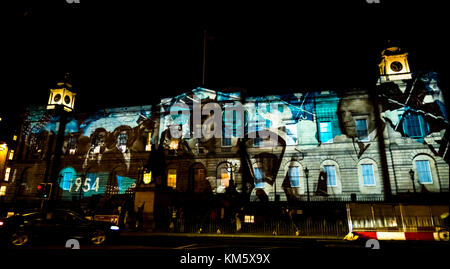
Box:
47;73;76;112
377;46;412;85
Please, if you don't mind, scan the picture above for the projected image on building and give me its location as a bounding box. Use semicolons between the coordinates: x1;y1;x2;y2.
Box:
19;105;155;201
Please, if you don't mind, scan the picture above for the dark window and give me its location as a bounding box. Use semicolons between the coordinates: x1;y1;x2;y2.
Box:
68;135;77;154
222;110;237;146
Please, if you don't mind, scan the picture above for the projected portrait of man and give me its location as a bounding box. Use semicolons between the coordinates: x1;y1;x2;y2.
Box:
337;97;378;158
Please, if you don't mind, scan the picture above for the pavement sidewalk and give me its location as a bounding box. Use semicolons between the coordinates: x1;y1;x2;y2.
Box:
120;230;345;240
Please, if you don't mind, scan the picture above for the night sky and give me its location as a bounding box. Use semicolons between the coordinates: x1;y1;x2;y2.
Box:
1;0;448;140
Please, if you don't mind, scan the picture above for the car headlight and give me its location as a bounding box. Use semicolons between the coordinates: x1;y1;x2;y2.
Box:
110;225;120;231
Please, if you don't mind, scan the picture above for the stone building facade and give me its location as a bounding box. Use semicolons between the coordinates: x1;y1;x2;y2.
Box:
1;47;448;227
1;105;158;209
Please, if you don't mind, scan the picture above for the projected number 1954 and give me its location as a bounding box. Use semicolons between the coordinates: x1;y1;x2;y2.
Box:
69;177;99;193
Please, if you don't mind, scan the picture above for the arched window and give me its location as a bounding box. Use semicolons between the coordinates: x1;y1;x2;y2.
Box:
320;160;342;194
324;165;337;186
189;163;207;193
19;167;33;196
282;161;305;195
217;162;232;193
415;160;432;184
412;154;440;192
357;158;381;194
287;166;301;188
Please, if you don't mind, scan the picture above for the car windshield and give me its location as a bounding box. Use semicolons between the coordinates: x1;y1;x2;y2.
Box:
67;211;85;221
22;212;42;219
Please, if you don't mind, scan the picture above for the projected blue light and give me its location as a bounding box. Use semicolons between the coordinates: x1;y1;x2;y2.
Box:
59;166;76;191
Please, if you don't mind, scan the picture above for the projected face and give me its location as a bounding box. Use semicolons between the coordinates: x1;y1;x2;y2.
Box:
337;98;376;140
339;109;357;138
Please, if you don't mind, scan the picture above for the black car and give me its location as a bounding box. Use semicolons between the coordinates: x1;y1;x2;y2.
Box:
0;209;120;247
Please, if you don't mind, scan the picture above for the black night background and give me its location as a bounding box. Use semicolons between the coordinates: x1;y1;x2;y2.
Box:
2;1;448;121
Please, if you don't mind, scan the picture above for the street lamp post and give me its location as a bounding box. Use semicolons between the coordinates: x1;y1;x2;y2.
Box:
45;74;76;205
226;162;237;193
304;167;310;202
409;169;416;194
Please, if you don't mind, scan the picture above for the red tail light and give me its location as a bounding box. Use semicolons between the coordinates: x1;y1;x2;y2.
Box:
0;221;4;226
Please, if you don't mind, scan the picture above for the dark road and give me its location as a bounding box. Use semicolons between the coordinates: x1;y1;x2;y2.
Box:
7;232;449;250
5;233;448;268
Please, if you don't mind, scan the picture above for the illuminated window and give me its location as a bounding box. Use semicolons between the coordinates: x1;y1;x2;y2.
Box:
316;97;340;143
4;167;11;182
244;215;255;223
167;169;177;189
319;122;333;143
143;170;152;184
416;160;432;184
254;167;264;188
13;135;18;141
361;164;375;186
0;186;6;196
8;150;14;160
355;119;369;141
169;139;179;150
288;166;300;187
401;112;429;138
324;165;337;186
221;168;230;188
145;132;152;151
62;172;73;190
286;124;298;145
